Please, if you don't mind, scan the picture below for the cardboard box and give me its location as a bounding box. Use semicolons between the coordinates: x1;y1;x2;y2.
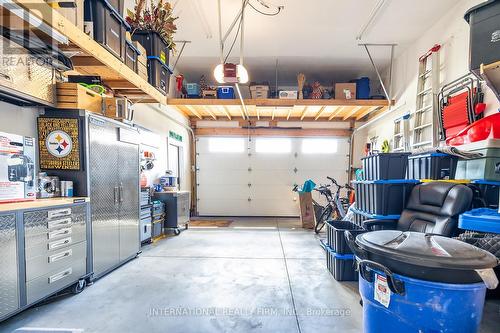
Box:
335;83;356;100
0;131;36;203
299;192;315;229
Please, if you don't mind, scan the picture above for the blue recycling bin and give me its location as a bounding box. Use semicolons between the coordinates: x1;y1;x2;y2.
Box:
359;267;486;333
346;230;499;333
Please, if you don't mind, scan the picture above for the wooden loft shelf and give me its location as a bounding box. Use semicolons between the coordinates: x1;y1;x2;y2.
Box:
167;98;394;121
14;0;166;104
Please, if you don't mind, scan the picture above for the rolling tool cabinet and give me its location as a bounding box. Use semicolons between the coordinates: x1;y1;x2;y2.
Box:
0;198;91;322
152;191;190;235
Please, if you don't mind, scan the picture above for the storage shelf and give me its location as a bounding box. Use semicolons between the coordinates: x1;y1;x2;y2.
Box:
14;0;166;104
167;98;393;121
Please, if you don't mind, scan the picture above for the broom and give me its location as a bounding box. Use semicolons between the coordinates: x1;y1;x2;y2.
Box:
297;73;305;99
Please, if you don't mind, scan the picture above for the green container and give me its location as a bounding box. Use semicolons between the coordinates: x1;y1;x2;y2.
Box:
455;148;500;181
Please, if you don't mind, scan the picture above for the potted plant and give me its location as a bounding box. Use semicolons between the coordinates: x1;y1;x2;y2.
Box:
126;0;178;64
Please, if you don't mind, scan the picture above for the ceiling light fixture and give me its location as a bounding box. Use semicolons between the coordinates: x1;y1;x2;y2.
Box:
214;0;250;84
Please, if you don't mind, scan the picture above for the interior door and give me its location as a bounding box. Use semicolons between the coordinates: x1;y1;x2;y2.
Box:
118;141;139;261
89;119;120;276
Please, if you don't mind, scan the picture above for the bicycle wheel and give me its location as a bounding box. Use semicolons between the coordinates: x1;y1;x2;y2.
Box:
315;205;332;234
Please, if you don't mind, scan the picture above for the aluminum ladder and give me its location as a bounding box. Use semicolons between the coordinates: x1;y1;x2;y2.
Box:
411;44;441;149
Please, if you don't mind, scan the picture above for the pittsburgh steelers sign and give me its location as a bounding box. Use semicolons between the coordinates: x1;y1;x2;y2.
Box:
46;130;73;157
38;118;81;170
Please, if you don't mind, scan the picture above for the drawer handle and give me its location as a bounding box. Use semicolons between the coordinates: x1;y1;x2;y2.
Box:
48;227;72;240
48;268;72;284
49;249;73;263
48;237;72;250
47;217;72;229
48;208;72;219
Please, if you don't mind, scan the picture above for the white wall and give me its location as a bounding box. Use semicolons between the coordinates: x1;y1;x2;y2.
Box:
0;101;40;138
133;103;192;192
353;0;500;167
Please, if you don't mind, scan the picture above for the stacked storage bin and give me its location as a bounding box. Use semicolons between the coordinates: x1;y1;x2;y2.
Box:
322;220;367;281
455;139;500;182
151;200;165;239
84;0;130;61
407;152;459;180
140;188;152;244
353;153;417;227
131;30;173;95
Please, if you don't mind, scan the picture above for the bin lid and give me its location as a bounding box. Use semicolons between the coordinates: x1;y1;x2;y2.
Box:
356;230;498;271
464;0;500;23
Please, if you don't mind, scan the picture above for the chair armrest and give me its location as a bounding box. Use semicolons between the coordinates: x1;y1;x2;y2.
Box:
363;219;398;231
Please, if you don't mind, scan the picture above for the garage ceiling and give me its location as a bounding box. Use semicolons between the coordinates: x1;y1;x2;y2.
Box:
172;0;461;85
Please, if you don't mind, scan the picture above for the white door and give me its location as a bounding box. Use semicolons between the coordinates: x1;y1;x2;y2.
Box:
196;136;349;216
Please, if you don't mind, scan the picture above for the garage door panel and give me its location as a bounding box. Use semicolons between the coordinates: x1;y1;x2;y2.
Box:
197;184;250;200
197;154;249;170
295;156;347;171
198;169;249;185
198;199;252;216
296;171;348;185
250;199;298;216
251;156;295;169
250;185;294;199
250;170;296;185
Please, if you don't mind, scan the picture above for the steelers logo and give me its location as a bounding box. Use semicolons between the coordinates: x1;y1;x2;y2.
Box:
46;130;73;158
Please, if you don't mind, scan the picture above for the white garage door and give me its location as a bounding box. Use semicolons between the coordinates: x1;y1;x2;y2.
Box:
196;136;350;216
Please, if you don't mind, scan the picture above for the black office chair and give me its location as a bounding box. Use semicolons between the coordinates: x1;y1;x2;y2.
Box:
363;182;473;237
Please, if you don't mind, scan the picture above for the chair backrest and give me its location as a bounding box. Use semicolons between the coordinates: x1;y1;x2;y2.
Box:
397;182;473;236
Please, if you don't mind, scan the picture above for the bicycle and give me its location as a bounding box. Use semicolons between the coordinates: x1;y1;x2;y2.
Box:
313;177;353;234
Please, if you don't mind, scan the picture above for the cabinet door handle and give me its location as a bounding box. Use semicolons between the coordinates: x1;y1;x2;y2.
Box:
48;237;72;250
47;217;71;229
48;268;72;284
49;249;73;263
114;187;119;204
48;227;72;240
48;208;71;219
119;184;124;203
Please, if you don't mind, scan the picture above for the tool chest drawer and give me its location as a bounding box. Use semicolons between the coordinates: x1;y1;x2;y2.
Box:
25;241;87;282
24;205;87;259
24;205;86;234
26;258;86;304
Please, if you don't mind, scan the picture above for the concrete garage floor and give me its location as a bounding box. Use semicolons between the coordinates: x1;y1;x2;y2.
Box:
1;217;499;333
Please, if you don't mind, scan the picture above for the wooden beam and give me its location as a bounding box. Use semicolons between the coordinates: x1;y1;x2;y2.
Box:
221;106;232;120
356;106;381;120
329;106;345;120
257;107;260;120
189;116;354;123
300;107;308;120
314;106;327;120
167;98;395;107
186;105;203;119
286;108;292;120
271;108;275;120
202;106;217;120
342;106;363;120
238;105;246;119
194;128;352;137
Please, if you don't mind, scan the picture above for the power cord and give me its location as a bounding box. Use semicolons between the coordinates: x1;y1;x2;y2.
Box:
223;0;283;62
249;0;283;16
